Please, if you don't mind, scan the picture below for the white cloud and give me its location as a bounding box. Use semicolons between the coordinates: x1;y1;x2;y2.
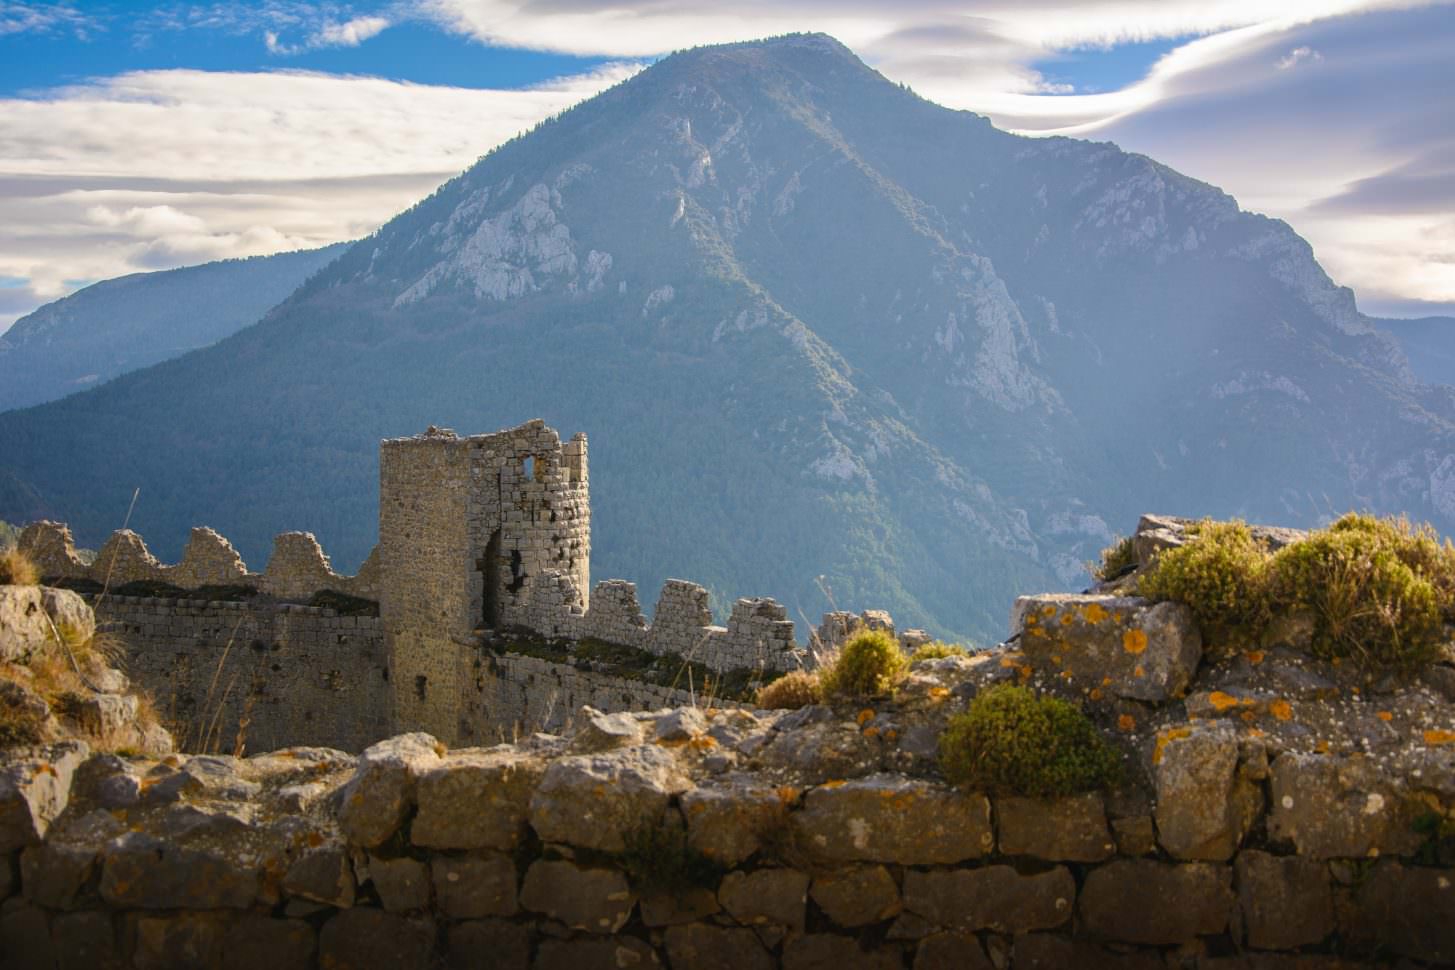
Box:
1277;44;1324;67
0;1;92;37
0;62;640;328
266;13;393;53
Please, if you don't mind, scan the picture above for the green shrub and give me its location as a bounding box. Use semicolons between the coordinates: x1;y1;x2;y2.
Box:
1137;520;1271;646
911;641;968;661
820;629;908;698
755;669;822;709
1268;518;1444;670
938;685;1121;797
1325;513;1455;617
1090;535;1137;582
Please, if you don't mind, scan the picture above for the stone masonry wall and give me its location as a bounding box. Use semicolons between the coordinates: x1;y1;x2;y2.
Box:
93;596;389;754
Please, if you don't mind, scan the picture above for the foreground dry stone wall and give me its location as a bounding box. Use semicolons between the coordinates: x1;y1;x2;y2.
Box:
4;568;1455;969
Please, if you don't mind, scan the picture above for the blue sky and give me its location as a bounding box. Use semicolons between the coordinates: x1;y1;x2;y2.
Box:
0;0;1452;331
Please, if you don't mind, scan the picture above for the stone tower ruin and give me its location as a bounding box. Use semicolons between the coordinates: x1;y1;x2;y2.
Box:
378;421;589;739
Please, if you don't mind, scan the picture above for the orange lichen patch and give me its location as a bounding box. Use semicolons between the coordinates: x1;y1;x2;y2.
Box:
1040;605;1057;617
862;726;881;739
688;736;718;751
1101;676;1113;687
1117;714;1136;732
1314;739;1330;753
1122;629;1149;655
1017;665;1033;682
883;729;898;743
1424;730;1455;747
820;779;847;789
1152;726;1193;764
1083;603;1109;624
1208;691;1243;712
1060;613;1076;626
1050;654;1062;665
1270;699;1293;722
1025;613;1039;626
776;786;801;805
927;687;950;702
1061;670;1074;680
1243;727;1266;738
1089;688;1104;702
1000;657;1020;669
688;802;708;816
1246;650;1265;665
1133;665;1146;679
1240;711;1257;723
592;785;608;798
1376;711;1394;723
306;831;324;848
856;709;875;726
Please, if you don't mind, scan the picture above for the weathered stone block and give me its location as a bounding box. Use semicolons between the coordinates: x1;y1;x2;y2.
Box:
1012;594;1201;702
282;844;354;908
431;853;517;919
1235;850;1333;950
1;900;55;970
640;888;720;927
681;778;790;866
791;775;993;865
446;919;530;970
1012;933;1163;970
810;865;902;927
366;855;431;912
519;859;635;933
1154;723;1261;860
132;912;230;970
0;742;88;852
52;910;122;970
534;937;660;970
902;865;1074;932
220;916;314;970
20;840;96;909
317;909;434;970
1340;861;1455;964
100;832;258;909
781;933;903;970
996;793;1114;862
663;923;773;970
528;745;689;852
1111;815;1157;856
913;932;993;970
1079;859;1234;944
1267;753;1424;859
412;748;543;850
570;707;645;752
336;733;443;848
718;867;810;930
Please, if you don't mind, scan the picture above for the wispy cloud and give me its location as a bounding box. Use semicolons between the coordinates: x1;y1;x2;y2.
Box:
1277;44;1324;68
0;1;93;37
266;13;392;54
0;61;639;331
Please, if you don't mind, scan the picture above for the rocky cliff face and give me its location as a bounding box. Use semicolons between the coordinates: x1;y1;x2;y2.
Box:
1;35;1452;641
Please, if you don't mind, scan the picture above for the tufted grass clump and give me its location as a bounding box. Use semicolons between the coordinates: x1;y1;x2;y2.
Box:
0;548;39;586
819;629;908;698
1267;513;1448;670
911;641;968;661
1137;519;1271;647
1090;535;1138;582
938;685;1121;797
755;669;822;709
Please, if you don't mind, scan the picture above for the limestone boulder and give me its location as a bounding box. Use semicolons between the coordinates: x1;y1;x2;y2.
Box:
569;706;645;753
364;855;430;912
1267;752;1425;859
791;774;993;865
100;831;260;909
282;843;354;908
430;853;517;919
0;586;53;661
1012;594;1201;702
0;741;88;851
902;865;1075;933
335;733;443;848
528;744;690;852
1341;861;1455;964
221;916;315;970
411;747;543;850
317;908;434;970
718;867;810;930
782;933;903;970
663;923;773;970
535;937;660;970
1153;723;1262;860
446;920;530;970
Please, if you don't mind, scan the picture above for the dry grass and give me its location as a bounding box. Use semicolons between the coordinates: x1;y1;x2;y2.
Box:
0;548;39;586
755;670;822;709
